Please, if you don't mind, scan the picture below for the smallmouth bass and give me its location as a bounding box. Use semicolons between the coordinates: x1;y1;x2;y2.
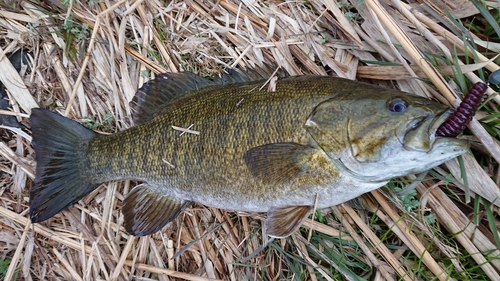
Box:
30;70;469;237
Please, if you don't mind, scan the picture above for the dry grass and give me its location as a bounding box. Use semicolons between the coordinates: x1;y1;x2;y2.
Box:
1;0;500;280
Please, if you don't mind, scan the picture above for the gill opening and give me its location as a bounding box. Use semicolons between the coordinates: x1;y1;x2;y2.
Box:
330;157;389;182
345;118;356;162
326;118;389;182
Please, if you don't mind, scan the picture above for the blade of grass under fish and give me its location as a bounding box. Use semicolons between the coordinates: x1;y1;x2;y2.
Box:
371;190;453;281
292;234;335;281
172;222;225;260
238;237;275;263
482;198;500;249
337;205;414;281
479;107;500;123
418;185;500;279
456;155;470;203
295;234;363;281
395;172;427;197
263;239;313;270
473;194;482;226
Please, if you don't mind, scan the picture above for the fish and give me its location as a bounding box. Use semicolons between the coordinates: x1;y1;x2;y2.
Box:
29;69;469;238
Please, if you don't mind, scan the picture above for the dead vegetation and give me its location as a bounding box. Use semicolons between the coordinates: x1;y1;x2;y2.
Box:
0;0;499;280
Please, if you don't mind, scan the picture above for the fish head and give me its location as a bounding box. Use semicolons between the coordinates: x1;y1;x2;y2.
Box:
305;92;470;182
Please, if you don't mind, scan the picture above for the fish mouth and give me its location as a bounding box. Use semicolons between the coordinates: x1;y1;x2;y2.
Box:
403;109;469;152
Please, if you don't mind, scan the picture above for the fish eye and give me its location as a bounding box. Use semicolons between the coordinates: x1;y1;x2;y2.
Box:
387;98;409;113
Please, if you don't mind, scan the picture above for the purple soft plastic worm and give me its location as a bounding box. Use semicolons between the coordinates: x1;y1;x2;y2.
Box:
436;82;488;137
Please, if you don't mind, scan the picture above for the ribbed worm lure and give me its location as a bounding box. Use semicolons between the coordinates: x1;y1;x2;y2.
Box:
436;69;500;137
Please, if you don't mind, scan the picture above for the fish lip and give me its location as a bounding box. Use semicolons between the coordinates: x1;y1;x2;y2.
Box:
427;109;470;152
403;109;457;152
429;109;454;138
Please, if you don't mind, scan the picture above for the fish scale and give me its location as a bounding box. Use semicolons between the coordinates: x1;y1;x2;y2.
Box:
29;71;469;238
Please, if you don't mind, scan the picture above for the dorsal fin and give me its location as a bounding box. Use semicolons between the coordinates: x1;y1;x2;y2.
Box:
131;72;217;124
130;66;288;124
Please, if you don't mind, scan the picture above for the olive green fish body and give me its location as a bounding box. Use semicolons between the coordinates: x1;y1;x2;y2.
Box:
85;76;382;210
30;71;469;237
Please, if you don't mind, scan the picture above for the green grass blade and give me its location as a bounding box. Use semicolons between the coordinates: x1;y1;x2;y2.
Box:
470;0;500;39
482;198;500;249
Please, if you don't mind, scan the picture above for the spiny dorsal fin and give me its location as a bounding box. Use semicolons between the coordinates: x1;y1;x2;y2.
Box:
266;206;313;238
243;143;316;185
131;66;288;124
122;184;192;236
131;72;217;124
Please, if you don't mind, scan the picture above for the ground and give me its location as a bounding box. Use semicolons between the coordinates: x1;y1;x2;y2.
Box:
0;0;499;280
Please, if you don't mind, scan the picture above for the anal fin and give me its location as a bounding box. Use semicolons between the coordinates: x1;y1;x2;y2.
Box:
122;184;192;236
266;206;313;238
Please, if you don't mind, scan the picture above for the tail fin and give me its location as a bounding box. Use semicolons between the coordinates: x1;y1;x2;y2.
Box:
30;108;99;222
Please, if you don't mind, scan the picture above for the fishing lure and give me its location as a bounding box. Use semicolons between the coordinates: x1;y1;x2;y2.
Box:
436;69;500;137
435;82;488;137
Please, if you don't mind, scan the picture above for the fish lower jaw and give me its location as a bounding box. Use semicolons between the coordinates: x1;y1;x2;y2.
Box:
426;138;470;155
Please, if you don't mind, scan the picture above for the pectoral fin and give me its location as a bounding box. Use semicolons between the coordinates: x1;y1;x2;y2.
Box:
122;184;192;236
244;143;316;185
266;206;313;238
